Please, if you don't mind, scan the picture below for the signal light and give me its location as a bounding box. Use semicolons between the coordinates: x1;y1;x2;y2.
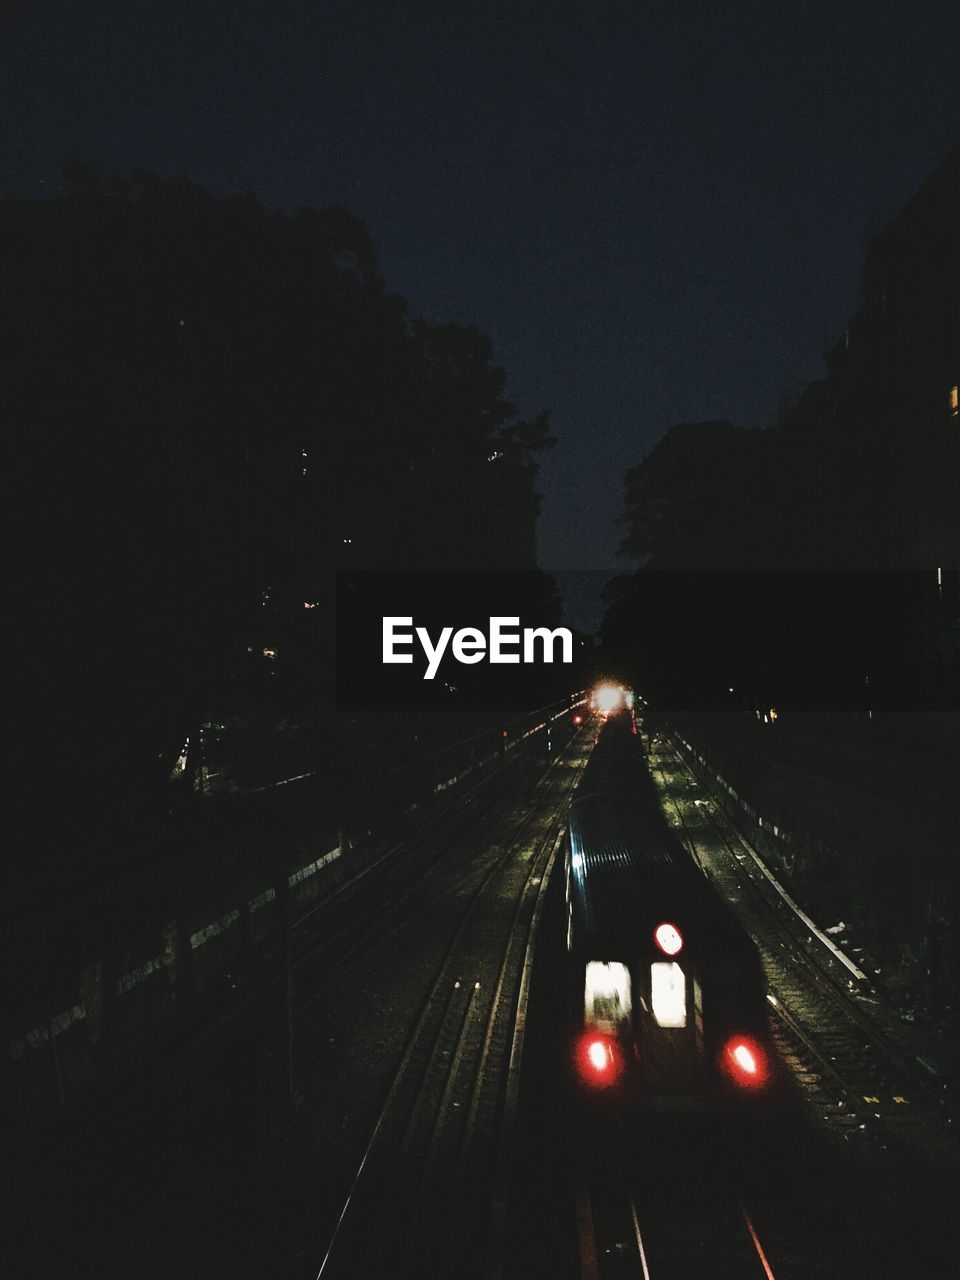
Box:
572;713;583;725
722;1036;768;1089
576;1033;621;1087
654;922;683;956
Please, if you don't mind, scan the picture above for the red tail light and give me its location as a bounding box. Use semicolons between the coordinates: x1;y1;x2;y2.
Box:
576;1033;621;1087
722;1036;768;1089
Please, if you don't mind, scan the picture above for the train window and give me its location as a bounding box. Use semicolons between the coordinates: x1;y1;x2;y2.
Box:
650;961;687;1028
584;961;632;1031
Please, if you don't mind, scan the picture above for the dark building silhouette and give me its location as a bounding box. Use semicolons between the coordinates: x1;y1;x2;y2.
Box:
813;144;960;702
614;145;959;709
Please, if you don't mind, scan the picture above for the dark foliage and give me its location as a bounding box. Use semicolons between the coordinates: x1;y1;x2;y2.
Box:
4;169;555;850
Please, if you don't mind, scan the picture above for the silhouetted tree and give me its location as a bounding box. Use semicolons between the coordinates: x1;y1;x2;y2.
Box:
4;169;556;863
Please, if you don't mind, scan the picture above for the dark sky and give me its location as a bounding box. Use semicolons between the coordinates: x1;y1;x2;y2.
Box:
5;0;959;621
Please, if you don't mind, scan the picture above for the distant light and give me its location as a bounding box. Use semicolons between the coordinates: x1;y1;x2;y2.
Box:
950;385;958;416
594;683;622;716
262;647;277;659
303;601;317;610
572;713;583;725
654;922;683;956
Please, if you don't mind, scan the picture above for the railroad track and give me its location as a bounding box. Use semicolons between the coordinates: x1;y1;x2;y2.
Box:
646;730;944;1139
575;1128;784;1280
149;725;577;1090
7;722;592;1280
314;730;591;1279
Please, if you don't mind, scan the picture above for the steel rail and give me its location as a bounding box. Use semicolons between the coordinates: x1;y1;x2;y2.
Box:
627;1193;652;1280
315;727;590;1278
390;762;588;1278
650;732;942;1125
739;1200;778;1280
482;823;568;1280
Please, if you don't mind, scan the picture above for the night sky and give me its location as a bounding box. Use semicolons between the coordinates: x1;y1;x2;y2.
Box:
6;0;959;618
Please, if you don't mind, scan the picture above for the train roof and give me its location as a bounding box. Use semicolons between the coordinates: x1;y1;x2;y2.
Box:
567;714;755;959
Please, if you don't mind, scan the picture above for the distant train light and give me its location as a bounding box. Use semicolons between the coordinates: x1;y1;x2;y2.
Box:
722;1036;768;1088
577;1033;621;1086
594;683;622;716
654;922;683;956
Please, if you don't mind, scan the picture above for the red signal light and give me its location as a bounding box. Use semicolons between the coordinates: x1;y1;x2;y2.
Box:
654;922;683;956
576;1033;621;1087
722;1036;768;1089
573;713;583;725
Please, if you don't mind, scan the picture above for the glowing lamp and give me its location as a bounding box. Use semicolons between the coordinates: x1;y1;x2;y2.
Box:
594;684;622;716
654;922;683;956
576;1033;620;1086
722;1036;768;1089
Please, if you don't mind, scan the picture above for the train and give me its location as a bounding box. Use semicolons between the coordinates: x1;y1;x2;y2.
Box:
564;706;772;1111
